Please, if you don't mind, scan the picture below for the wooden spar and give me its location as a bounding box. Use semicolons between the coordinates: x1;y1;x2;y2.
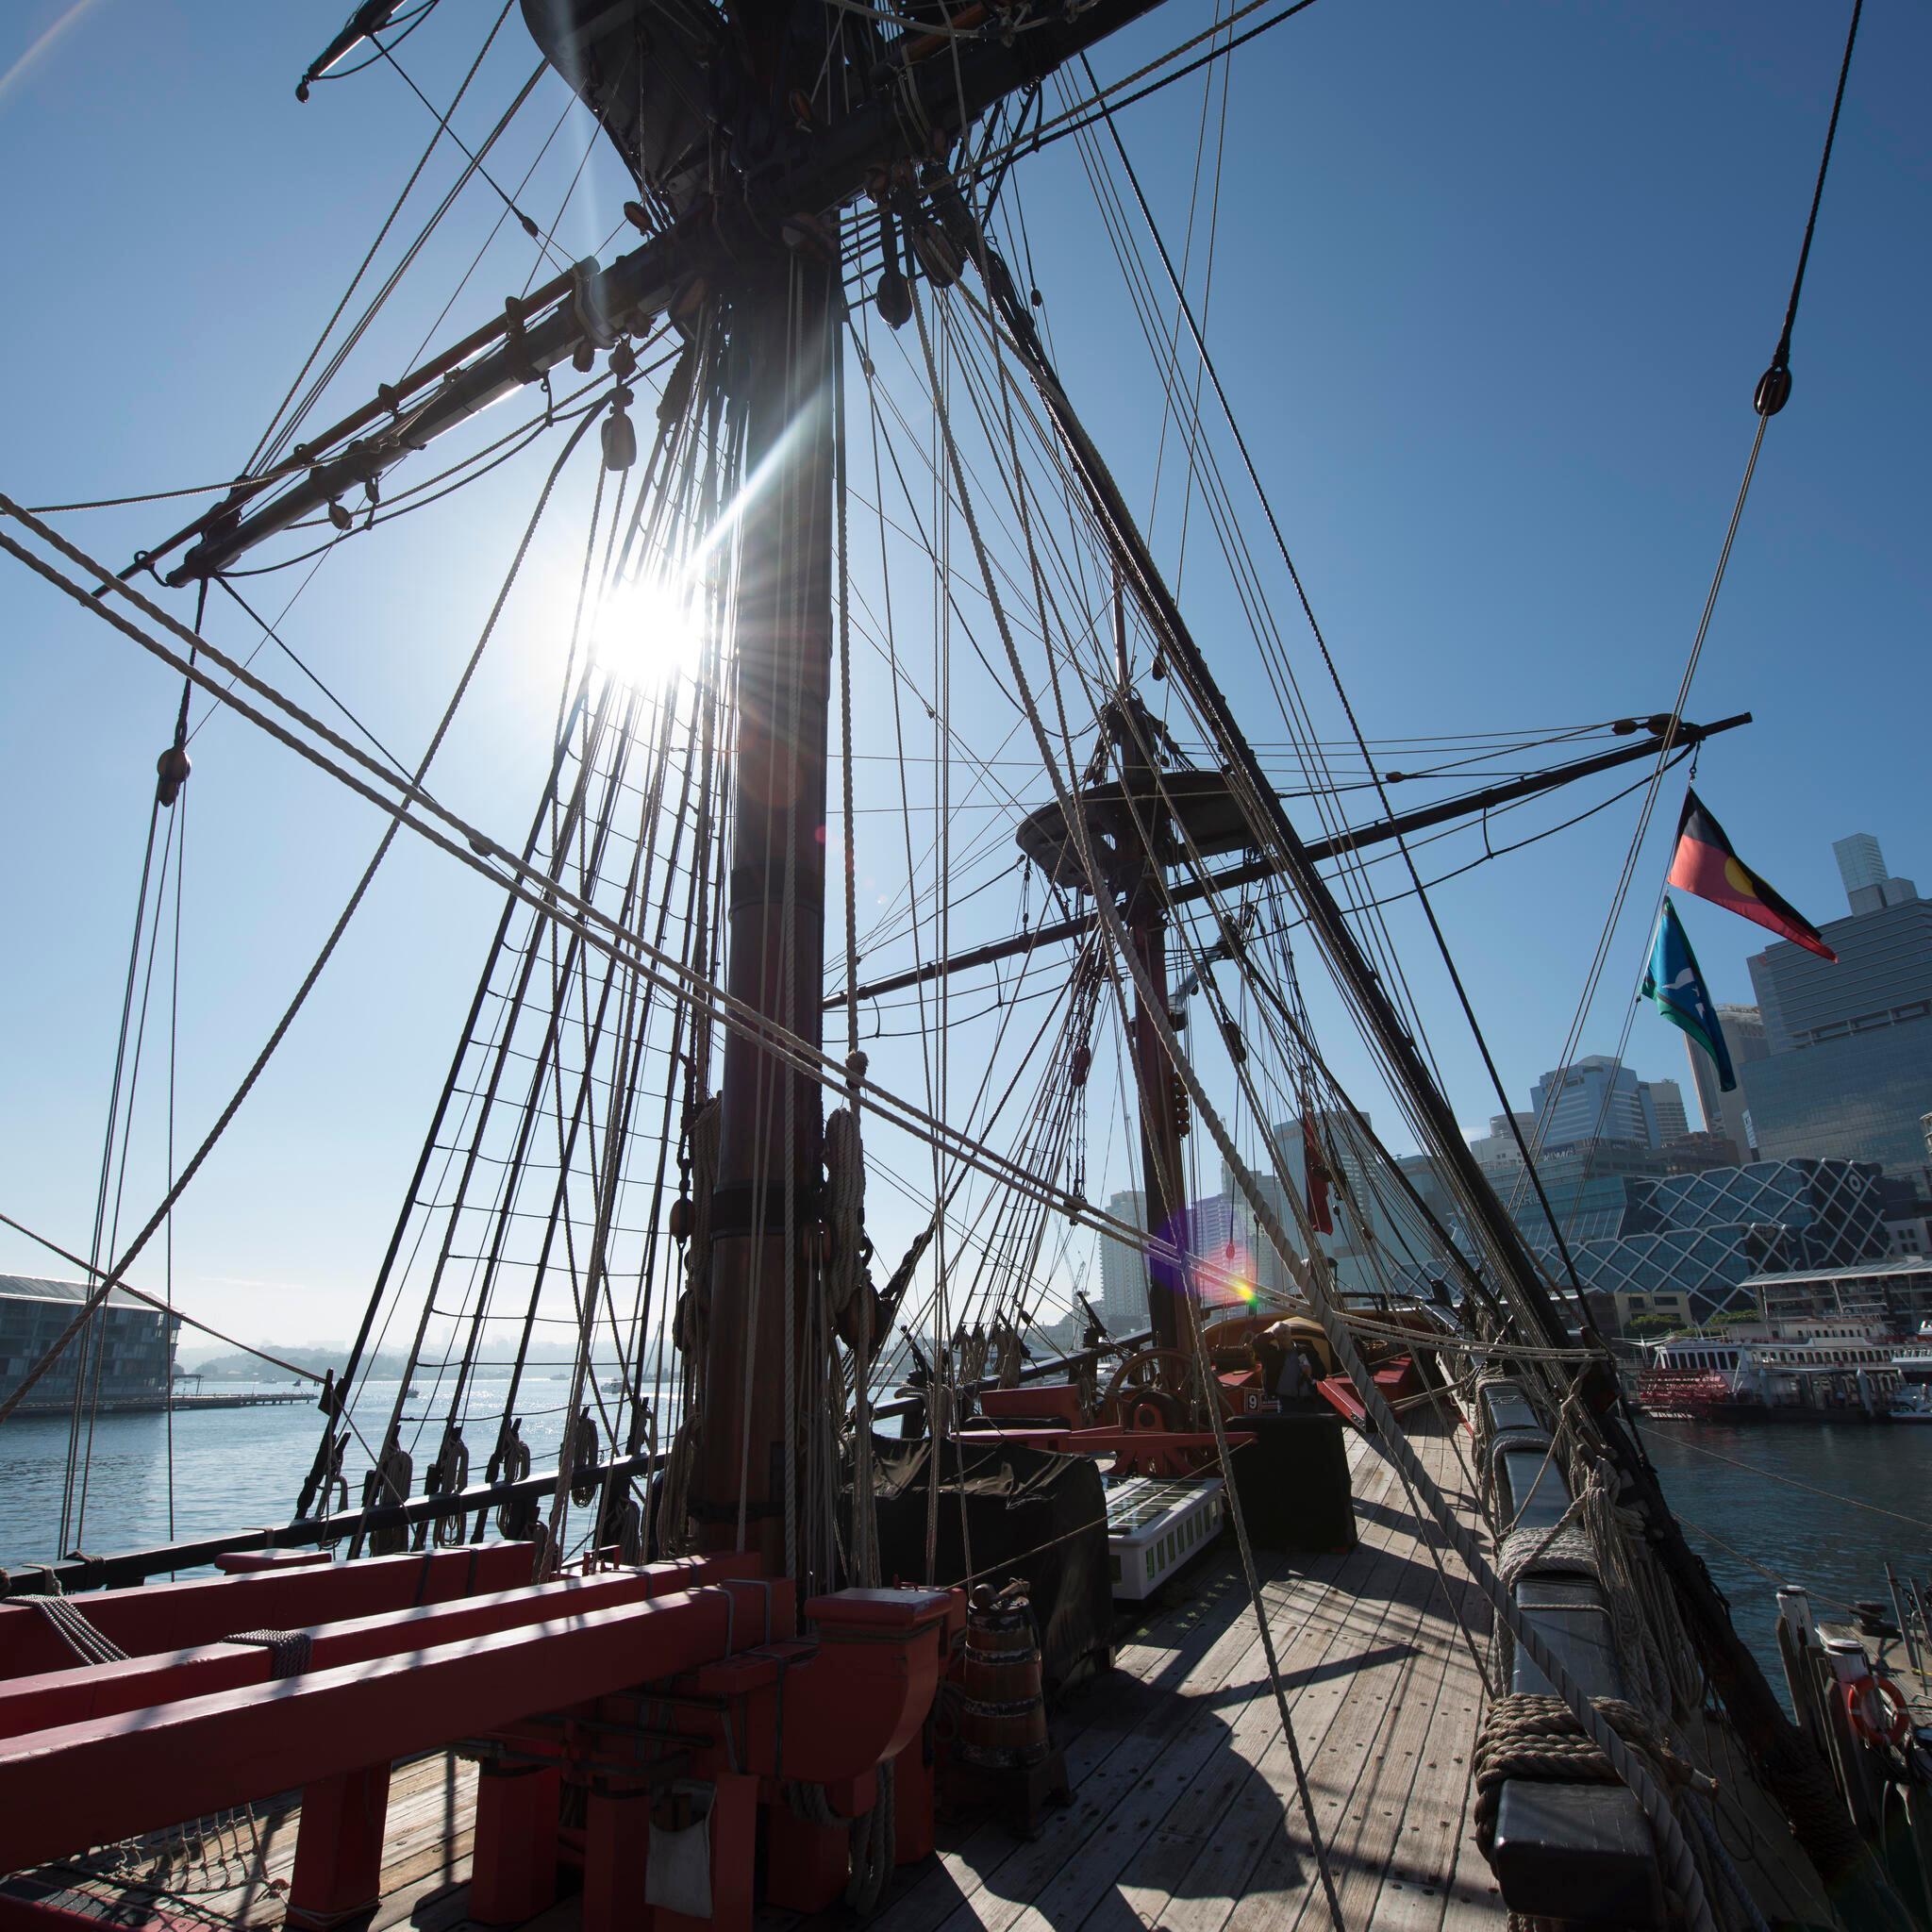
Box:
686;248;838;1574
1131;885;1187;1359
826;711;1754;1010
161;0;1178;589
0;1452;658;1602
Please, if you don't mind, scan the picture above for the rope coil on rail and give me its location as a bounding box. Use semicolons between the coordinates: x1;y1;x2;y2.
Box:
1474;1692;1709;1927
230;1628;315;1680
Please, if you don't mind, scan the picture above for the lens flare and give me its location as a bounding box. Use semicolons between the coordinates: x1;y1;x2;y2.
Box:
590;574;705;692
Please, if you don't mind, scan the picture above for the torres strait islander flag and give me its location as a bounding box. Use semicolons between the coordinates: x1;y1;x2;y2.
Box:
1666;790;1838;961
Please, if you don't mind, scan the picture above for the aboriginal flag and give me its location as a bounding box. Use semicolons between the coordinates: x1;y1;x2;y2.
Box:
1667;790;1837;961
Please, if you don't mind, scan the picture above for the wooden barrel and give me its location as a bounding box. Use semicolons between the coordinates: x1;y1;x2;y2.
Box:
957;1585;1049;1769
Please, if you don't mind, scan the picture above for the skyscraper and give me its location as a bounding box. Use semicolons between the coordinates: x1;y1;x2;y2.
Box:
1261;1115;1439;1296
1740;838;1932;1186
1098;1190;1149;1334
1685;1005;1768;1158
1469;1112;1533;1174
1646;1079;1690;1147
1529;1057;1665;1148
1834;833;1887;897
1528;1059;1707;1153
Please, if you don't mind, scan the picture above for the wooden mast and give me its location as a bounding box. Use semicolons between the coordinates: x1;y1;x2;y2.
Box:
687;254;838;1574
1110;584;1191;1360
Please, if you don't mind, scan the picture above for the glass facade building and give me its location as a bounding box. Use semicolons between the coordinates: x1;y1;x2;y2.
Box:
0;1274;179;1413
1741;886;1932;1187
1834;833;1888;897
1686;1003;1768;1158
1525;1158;1888;1321
1530;1057;1657;1147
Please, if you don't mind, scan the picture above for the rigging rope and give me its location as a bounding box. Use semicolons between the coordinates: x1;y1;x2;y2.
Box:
0;411;595;1429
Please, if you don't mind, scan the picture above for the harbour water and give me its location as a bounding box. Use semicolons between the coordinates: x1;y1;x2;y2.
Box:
1636;1419;1932;1688
1;1391;1927;1698
0;1375;644;1572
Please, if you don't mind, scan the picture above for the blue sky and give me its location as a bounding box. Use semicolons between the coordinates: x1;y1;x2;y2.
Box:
0;0;1925;1347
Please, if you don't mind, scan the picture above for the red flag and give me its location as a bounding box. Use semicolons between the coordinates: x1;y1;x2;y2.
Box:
1667;790;1837;962
1302;1114;1335;1236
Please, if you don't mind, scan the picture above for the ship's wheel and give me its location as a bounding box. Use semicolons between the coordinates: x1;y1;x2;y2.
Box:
1100;1346;1206;1430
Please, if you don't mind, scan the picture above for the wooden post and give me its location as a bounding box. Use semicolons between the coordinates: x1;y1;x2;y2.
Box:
287;1761;391;1930
469;1762;560;1925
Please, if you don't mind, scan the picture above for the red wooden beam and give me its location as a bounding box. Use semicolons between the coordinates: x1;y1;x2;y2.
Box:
1316;1375;1368;1426
0;1543;539;1679
0;1580;786;1873
0;1557;758;1736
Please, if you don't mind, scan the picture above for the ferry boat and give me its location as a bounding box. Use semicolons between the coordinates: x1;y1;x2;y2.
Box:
1636;1317;1903;1422
1890;1322;1932;1421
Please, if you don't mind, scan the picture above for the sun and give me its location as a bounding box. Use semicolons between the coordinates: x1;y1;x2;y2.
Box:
589;572;707;693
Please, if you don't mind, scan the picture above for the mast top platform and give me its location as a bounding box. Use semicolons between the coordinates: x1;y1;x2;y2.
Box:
1014;765;1253;894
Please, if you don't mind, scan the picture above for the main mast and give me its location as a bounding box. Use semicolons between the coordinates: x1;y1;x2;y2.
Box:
688;253;838;1571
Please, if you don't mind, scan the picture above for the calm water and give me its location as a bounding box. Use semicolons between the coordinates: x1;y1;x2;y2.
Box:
4;1391;1929;1693
1636;1419;1932;1685
0;1376;618;1570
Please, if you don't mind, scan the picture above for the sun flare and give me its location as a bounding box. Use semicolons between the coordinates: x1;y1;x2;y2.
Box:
589;573;706;693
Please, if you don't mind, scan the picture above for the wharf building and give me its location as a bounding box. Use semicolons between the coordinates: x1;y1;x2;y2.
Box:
1745;1253;1932;1328
1738;833;1932;1190
0;1274;179;1413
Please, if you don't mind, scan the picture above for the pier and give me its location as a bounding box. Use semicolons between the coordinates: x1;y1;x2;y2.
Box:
9;1389;310;1418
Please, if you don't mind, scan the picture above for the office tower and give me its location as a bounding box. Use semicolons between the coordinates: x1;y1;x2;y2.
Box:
1686;1004;1769;1158
1741;838;1932;1184
1098;1190;1149;1334
1834;833;1888;898
1644;1078;1690;1147
1469;1112;1533;1174
1529;1056;1656;1148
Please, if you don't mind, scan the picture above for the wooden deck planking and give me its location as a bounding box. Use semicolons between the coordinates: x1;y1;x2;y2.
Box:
1109;1445;1450;1932
868;1416;1506;1932
1302;1433;1499;1932
1208;1427;1492;1932
855;1440;1405;1932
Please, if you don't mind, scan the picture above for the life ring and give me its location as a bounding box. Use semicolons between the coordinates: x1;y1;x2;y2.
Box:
1842;1673;1913;1749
